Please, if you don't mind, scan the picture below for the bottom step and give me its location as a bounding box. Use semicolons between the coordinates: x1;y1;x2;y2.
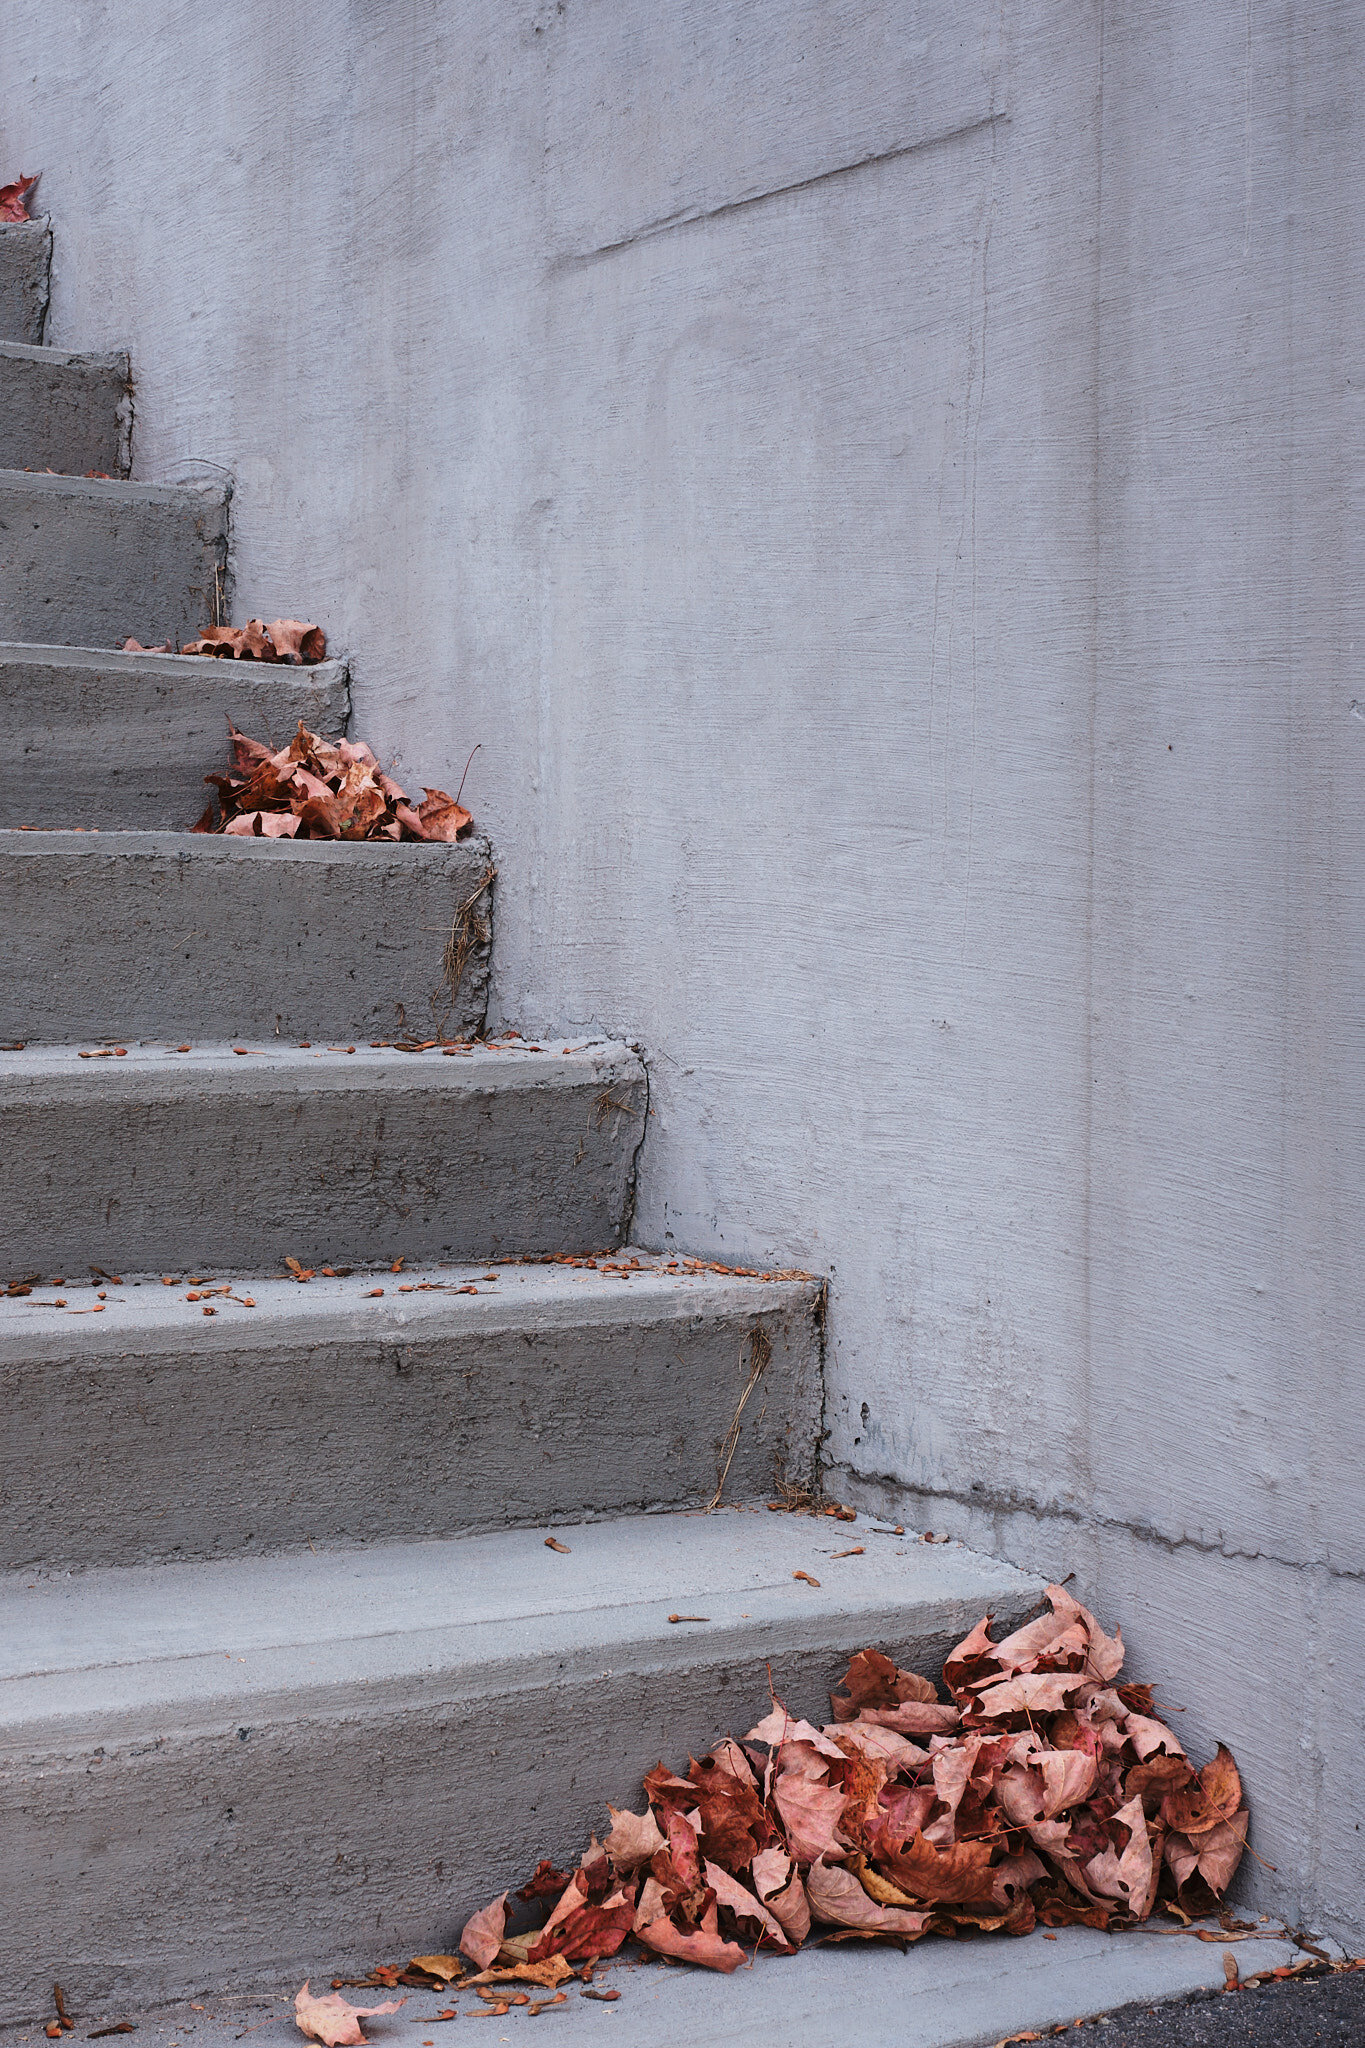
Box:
0;1514;1039;2020
10;1924;1319;2048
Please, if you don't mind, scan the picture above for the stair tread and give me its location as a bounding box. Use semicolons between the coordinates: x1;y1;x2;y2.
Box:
0;826;477;858
0;465;222;504
0;1035;627;1082
0;1249;815;1352
1;1508;1036;1735
71;1928;1318;2048
0;336;130;372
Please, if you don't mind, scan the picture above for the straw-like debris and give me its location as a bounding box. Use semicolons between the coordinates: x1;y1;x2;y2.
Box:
455;1586;1249;1975
194;719;473;842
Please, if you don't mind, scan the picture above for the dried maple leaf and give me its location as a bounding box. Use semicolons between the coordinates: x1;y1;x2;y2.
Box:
269;619;328;663
459;1891;508;1970
463;1958;573;1992
634;1890;746;1973
805;1859;933;1937
876;1829;1001;1908
416;789;472;842
293;1984;404;2045
603;1805;666;1874
0;174;39;222
407;1957;462;1985
516;1859;574;1902
830;1648;938;1720
772;1765;847;1866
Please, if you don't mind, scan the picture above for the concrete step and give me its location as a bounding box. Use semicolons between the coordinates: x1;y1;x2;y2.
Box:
0;470;229;649
0;1039;645;1275
0;340;132;475
41;1925;1322;2048
0;642;351;828
0;219;50;344
0;1512;1042;2018
0;830;493;1042
0;1256;822;1571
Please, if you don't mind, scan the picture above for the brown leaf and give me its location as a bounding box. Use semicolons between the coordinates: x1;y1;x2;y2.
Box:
805;1859;933;1937
831;1648;938;1720
463;1958;574;1991
773;1765;847;1867
516;1860;574;1902
459;1892;509;1970
704;1859;795;1950
634;1892;747;1973
293;1985;405;2046
416;788;473;842
0;173;40;222
407;1958;462;1986
1162;1746;1242;1836
877;1830;1002;1908
527;1875;636;1965
604;1805;666;1875
268;619;328;663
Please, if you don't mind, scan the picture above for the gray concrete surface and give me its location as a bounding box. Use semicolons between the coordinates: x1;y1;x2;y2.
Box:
0;831;492;1042
0;470;228;648
0;1040;645;1274
0;1257;822;1569
0;219;49;343
0;1929;1323;2048
0;644;351;828
0;339;131;475
4;0;1361;1947
0;1511;1040;2019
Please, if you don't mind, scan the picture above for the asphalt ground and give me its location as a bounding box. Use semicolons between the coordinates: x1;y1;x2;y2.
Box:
1070;1966;1365;2046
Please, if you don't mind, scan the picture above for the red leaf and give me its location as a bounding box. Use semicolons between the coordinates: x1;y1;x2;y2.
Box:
0;174;40;223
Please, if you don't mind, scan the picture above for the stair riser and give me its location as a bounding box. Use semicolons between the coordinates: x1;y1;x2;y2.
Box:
0;834;493;1042
0;647;351;828
0;1291;820;1569
0;222;50;344
0;1052;645;1273
0;473;228;649
0;1598;1037;2020
0;343;131;476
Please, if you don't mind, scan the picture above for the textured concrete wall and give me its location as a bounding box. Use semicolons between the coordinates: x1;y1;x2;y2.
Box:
3;1;1360;1938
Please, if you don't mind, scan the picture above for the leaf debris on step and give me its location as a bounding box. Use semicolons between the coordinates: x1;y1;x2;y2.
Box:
445;1585;1251;1980
195;718;473;843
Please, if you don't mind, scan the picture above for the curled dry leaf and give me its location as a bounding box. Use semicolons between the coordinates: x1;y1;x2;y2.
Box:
293;1985;404;2046
0;173;39;222
195;719;473;842
455;1585;1249;1976
458;1892;508;1970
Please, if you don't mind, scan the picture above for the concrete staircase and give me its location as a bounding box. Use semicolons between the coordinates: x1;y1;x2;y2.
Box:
0;219;1044;2024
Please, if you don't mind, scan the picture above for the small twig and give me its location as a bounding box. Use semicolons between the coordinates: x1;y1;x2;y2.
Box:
707;1322;773;1511
454;743;481;807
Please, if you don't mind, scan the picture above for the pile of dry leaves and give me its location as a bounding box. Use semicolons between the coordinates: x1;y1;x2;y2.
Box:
178;619;327;663
451;1586;1248;1979
194;720;472;842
